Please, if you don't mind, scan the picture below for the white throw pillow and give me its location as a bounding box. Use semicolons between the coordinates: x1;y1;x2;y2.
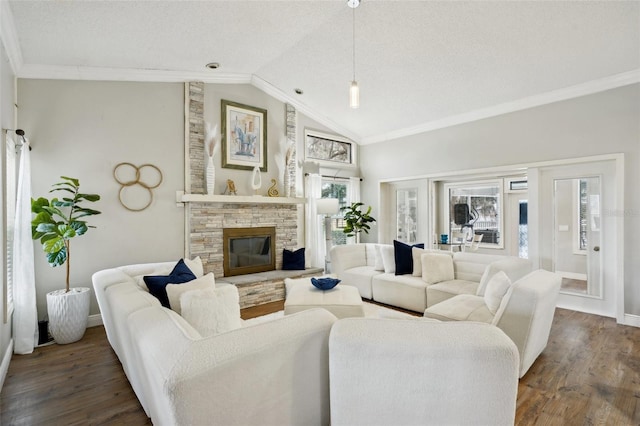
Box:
483;271;511;315
166;273;215;314
184;256;204;278
380;245;396;274
373;245;385;271
412;247;425;276
413;248;453;277
181;286;242;337
421;252;455;284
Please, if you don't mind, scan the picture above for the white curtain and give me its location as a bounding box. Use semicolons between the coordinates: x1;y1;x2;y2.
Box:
348;177;361;206
304;173;324;268
13;142;37;354
346;177;362;244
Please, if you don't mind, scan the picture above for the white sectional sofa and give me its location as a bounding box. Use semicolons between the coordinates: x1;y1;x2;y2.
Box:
93;261;337;426
93;259;524;424
330;243;532;312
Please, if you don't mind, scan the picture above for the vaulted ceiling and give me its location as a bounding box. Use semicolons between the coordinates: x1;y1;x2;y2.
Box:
3;1;639;144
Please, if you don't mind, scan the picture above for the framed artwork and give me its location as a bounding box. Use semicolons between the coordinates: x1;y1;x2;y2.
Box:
304;129;356;167
221;99;267;171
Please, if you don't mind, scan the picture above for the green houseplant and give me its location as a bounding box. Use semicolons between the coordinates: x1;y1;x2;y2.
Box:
341;202;376;243
32;176;101;344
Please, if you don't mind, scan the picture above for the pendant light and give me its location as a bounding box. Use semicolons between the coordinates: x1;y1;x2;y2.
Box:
348;0;360;109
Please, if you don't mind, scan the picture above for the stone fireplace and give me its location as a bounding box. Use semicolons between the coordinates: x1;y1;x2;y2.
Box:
182;83;321;308
188;201;300;277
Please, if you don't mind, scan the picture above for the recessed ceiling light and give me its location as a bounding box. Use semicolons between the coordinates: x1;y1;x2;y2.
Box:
294;88;304;95
205;62;220;70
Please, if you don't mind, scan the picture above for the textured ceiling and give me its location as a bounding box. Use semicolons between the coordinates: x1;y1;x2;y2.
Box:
5;0;640;144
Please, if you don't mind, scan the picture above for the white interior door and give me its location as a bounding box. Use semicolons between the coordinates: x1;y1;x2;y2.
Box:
536;160;617;318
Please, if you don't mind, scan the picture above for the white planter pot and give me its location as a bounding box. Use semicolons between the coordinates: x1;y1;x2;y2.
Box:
46;287;91;344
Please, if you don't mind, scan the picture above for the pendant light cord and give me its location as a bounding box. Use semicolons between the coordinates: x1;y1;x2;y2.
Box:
352;5;356;82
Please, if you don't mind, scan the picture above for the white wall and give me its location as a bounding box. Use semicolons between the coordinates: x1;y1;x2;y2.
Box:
0;32;15;382
359;84;640;316
18;80;186;317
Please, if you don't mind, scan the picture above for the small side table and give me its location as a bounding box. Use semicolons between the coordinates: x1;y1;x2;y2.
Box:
437;242;464;252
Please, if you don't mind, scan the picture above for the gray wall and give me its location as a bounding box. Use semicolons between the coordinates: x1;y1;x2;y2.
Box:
0;37;15;375
17;79;332;318
360;84;640;316
18;80;186;317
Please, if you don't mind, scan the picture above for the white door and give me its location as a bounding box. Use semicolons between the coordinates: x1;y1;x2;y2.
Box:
536;160;617;318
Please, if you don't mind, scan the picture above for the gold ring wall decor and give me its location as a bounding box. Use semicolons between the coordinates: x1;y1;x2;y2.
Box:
113;162;163;211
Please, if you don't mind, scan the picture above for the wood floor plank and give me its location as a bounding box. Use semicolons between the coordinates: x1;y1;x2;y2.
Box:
1;306;639;425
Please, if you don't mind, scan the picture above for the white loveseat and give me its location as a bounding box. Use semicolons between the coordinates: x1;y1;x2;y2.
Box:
93;261;337;426
330;243;532;312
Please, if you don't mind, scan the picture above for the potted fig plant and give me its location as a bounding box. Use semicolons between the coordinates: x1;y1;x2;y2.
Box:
31;176;101;344
341;202;376;244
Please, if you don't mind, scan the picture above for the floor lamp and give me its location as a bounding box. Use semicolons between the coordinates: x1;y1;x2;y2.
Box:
316;198;340;273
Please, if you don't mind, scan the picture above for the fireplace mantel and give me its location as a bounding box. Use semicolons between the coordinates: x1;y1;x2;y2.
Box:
180;193;305;205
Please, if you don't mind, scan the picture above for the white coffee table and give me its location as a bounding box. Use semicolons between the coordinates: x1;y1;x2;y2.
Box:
284;282;365;319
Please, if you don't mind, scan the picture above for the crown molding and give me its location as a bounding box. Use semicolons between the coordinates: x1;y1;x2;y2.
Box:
0;0;23;74
16;63;253;84
250;75;361;143
361;69;640;145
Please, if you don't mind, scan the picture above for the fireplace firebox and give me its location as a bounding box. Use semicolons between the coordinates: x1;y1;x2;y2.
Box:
223;227;276;276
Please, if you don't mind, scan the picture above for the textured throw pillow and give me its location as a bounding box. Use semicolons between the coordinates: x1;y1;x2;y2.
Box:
412;247;425;276
181;286;242;337
143;259;197;308
166;273;216;314
394;240;425;276
311;277;341;290
184;256;204;278
373;245;385;271
380;245;396;274
413;248;452;277
421;252;455;284
484;271;511;315
283;248;305;270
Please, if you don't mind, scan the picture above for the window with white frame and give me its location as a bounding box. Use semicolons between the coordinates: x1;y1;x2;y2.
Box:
446;180;503;247
396;188;418;243
321;179;349;246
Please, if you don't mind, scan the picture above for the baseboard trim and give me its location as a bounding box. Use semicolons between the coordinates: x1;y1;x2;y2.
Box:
87;314;103;328
0;338;14;393
623;314;640;328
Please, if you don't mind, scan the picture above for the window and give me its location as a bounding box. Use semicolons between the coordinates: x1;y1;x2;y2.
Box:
321;180;348;246
396;188;418;243
446;180;502;247
577;179;588;251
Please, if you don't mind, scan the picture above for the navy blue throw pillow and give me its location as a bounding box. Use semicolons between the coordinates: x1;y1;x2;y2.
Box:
311;277;341;290
143;259;196;308
393;240;424;276
283;248;305;270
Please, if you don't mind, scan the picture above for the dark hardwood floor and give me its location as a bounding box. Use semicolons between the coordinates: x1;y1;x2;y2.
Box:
1;305;639;425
